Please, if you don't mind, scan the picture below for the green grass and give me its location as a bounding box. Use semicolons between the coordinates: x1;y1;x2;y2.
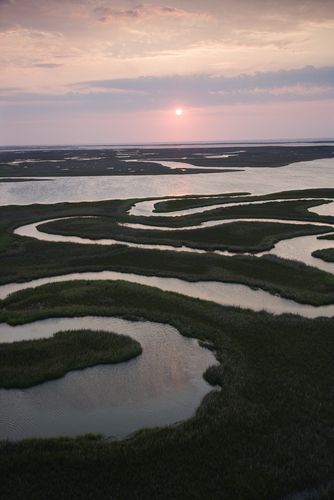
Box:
1;280;334;499
1;236;334;305
0;229;17;252
0;329;142;388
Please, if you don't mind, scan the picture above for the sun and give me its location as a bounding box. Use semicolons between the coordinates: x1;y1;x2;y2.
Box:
175;108;183;116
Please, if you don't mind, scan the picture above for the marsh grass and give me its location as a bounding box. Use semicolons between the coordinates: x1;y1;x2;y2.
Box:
0;329;142;388
318;234;334;240
313;248;334;262
0;229;15;252
1;236;334;305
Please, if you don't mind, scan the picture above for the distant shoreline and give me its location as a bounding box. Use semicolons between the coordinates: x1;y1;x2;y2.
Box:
0;144;333;177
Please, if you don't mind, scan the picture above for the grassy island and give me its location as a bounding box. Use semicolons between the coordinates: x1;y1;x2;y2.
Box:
0;329;142;388
153;188;334;213
313;248;334;262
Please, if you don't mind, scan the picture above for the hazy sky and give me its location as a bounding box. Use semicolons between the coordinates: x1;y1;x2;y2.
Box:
1;0;334;144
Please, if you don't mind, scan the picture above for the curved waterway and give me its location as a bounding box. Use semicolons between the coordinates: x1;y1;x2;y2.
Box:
0;316;216;440
15;214;334;257
1;270;334;318
14;202;334;275
9;194;334;316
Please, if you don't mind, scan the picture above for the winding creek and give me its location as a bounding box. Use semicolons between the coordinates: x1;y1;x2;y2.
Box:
13;198;334;275
1;155;334;440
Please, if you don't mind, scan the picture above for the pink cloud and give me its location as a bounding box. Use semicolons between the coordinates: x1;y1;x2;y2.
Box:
93;4;190;24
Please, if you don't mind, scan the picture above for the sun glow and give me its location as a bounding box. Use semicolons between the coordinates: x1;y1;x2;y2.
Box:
175;108;183;116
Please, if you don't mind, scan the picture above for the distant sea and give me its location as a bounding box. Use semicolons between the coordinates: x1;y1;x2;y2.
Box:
1;139;334;152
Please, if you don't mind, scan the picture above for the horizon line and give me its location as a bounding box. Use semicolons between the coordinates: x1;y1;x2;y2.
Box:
1;137;334;149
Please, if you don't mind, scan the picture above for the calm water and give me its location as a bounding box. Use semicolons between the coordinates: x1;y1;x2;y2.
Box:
0;317;216;440
1;158;334;206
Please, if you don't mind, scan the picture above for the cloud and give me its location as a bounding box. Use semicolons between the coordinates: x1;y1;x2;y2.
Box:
33;63;63;68
0;86;21;92
93;7;140;23
1;1;334;34
75;65;334;98
0;1;333;67
2;66;333;119
93;4;189;23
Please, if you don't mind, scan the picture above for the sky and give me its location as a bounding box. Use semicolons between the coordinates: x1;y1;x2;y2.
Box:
0;0;334;145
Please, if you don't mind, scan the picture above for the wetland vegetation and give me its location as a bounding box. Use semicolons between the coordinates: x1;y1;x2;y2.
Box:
0;329;142;388
1;280;334;499
153;187;334;213
40;217;331;253
313;248;334;262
